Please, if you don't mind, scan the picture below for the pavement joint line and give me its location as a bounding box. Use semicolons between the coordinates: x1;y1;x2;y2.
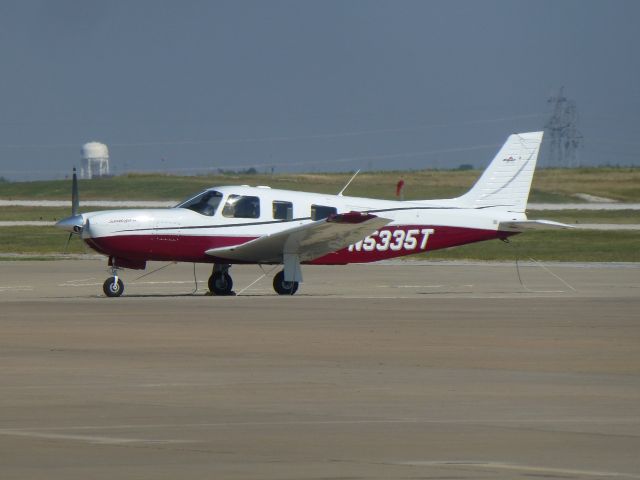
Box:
7;417;640;432
395;461;640;478
0;285;34;291
0;429;191;445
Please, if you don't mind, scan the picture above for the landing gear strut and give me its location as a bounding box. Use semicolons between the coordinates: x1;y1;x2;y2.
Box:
208;264;235;295
103;268;124;297
273;270;299;295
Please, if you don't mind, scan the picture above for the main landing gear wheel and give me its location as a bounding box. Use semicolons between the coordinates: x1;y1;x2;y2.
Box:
103;277;124;297
273;270;299;296
208;271;234;295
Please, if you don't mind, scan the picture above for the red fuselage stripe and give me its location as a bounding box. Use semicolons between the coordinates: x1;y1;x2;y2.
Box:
85;225;512;265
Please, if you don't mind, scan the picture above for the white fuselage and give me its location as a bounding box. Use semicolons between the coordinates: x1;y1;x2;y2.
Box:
74;185;525;268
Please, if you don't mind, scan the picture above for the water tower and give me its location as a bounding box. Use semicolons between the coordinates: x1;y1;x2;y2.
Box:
81;142;110;179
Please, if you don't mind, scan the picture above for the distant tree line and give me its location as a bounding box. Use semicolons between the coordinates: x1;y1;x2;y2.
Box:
216;167;258;175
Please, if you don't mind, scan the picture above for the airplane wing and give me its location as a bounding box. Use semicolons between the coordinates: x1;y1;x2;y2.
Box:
498;219;573;232
205;212;391;263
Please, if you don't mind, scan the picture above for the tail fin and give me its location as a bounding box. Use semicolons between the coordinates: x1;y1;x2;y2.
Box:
456;131;543;212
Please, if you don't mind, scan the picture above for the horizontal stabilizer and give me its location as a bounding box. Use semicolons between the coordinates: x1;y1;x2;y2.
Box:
498;219;573;232
206;212;391;263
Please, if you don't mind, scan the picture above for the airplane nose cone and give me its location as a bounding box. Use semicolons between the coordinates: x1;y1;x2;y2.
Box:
55;214;85;233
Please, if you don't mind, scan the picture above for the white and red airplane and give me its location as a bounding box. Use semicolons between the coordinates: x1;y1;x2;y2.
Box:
56;131;566;297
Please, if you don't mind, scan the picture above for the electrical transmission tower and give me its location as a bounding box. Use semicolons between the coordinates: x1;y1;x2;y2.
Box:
544;87;583;167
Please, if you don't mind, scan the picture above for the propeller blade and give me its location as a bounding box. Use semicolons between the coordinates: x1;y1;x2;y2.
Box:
71;167;79;216
58;168;83;254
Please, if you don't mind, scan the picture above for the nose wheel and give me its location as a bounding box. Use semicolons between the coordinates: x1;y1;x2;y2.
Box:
273;270;299;295
103;275;124;297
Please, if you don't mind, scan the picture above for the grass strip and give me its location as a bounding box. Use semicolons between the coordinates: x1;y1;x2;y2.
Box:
528;210;640;224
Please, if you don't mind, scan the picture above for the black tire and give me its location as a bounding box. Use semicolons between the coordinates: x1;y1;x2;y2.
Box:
208;272;233;295
273;270;299;295
103;277;124;297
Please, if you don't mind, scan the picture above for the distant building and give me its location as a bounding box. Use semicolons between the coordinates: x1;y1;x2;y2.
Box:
81;142;110;179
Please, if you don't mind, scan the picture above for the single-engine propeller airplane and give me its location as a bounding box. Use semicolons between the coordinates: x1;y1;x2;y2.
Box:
56;131;567;297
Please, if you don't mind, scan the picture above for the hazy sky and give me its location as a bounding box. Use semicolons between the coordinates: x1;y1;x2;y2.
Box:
1;0;638;180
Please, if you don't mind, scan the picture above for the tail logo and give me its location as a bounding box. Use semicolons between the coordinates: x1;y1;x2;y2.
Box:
503;156;517;163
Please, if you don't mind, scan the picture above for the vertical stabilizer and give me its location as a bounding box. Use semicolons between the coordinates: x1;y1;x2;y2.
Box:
455;131;543;212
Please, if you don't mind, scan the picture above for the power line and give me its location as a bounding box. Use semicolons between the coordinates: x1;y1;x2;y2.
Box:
0;113;544;150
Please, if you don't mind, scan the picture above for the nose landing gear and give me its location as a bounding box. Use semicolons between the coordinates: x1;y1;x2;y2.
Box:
103;268;124;297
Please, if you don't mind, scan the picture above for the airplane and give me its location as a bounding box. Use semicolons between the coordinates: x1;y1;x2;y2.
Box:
55;131;567;297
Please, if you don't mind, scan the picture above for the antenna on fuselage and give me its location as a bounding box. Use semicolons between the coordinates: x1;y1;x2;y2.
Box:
337;169;360;197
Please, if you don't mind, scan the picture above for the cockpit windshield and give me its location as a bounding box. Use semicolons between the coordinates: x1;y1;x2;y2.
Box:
175;190;223;216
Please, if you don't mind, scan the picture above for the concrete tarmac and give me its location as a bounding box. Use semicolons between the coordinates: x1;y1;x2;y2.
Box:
0;260;639;479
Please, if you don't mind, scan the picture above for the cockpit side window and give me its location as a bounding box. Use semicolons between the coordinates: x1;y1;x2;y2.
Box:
222;195;260;219
176;190;223;216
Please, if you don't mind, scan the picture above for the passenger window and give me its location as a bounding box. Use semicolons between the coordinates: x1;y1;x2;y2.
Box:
273;201;293;220
176;190;223;216
311;204;337;221
222;195;260;219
